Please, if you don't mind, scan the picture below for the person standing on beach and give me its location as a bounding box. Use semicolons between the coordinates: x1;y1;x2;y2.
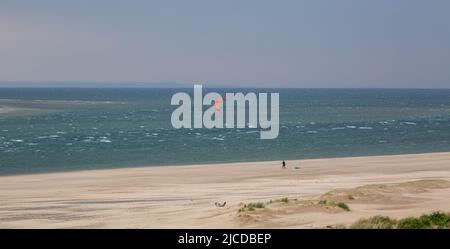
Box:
282;160;286;169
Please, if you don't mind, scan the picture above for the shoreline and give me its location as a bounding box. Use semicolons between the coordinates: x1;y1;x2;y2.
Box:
3;150;450;177
1;152;450;228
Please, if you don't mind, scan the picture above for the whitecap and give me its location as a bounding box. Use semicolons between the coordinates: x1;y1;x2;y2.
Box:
11;139;24;142
331;127;345;130
346;126;356;129
359;127;373;130
401;122;417;125
307;130;318;134
83;136;95;142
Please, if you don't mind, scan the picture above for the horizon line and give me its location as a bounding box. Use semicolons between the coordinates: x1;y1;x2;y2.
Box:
0;86;450;90
0;81;449;90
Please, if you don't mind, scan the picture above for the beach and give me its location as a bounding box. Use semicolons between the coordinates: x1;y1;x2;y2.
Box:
0;106;22;114
1;152;450;228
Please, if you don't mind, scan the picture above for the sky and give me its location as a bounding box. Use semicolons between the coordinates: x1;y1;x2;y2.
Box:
0;0;449;88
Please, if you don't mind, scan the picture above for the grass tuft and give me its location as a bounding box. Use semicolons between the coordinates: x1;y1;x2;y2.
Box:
280;197;289;203
238;202;265;212
396;217;428;229
337;202;351;212
350;216;396;229
318;200;327;205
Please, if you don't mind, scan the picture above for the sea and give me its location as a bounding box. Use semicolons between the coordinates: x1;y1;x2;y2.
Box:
1;88;450;175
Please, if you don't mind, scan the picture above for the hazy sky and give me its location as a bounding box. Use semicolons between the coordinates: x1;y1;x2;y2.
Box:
1;0;449;88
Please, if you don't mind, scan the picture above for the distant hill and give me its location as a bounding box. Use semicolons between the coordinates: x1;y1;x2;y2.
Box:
0;81;225;88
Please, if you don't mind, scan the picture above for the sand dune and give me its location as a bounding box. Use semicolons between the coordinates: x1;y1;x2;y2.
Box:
1;152;450;228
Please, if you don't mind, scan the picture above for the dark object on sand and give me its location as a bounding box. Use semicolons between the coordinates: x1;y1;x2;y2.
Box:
215;201;226;207
282;160;286;169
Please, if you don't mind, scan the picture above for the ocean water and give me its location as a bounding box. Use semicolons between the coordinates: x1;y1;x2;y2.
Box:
1;88;450;175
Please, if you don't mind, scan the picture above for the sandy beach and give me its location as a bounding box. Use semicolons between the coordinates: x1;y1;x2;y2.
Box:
0;106;22;114
0;104;40;115
1;152;450;228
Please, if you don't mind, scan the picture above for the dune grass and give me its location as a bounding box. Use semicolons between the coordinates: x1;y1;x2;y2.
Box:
349;211;450;229
397;212;450;229
318;199;327;205
350;216;396;229
280;197;289;203
238;202;265;212
318;199;351;212
337;202;351;212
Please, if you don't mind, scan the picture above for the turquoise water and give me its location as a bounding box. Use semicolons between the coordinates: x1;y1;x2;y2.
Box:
1;88;450;175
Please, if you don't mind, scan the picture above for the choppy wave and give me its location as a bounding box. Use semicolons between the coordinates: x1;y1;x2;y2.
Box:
2;88;450;175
